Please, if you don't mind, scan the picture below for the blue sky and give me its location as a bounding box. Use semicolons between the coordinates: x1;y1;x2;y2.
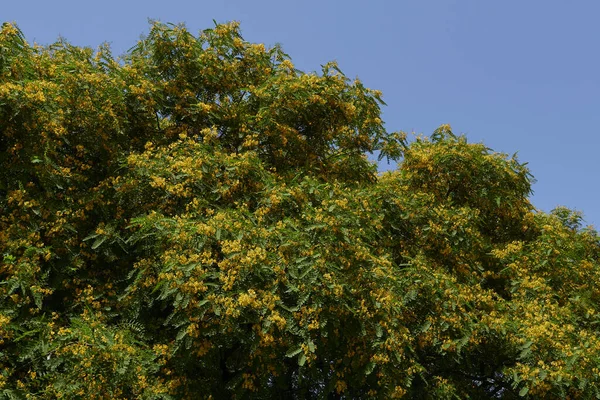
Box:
5;0;599;227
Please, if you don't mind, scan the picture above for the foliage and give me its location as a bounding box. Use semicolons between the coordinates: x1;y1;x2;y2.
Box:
1;20;600;399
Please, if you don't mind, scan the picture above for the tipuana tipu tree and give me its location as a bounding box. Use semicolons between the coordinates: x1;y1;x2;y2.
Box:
1;21;600;399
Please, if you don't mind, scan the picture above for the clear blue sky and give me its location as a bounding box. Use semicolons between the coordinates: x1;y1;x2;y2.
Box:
5;0;599;227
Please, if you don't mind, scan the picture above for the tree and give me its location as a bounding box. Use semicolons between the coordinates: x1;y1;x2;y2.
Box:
1;20;599;399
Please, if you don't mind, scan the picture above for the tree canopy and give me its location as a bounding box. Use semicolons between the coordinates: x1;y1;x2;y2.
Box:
1;21;600;399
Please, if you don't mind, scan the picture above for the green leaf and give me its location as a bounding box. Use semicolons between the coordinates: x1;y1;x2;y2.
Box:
298;353;306;366
82;232;99;241
519;386;529;396
279;303;299;312
32;290;43;309
285;346;302;358
91;235;108;250
420;320;432;333
518;340;533;360
364;362;376;376
176;328;188;341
